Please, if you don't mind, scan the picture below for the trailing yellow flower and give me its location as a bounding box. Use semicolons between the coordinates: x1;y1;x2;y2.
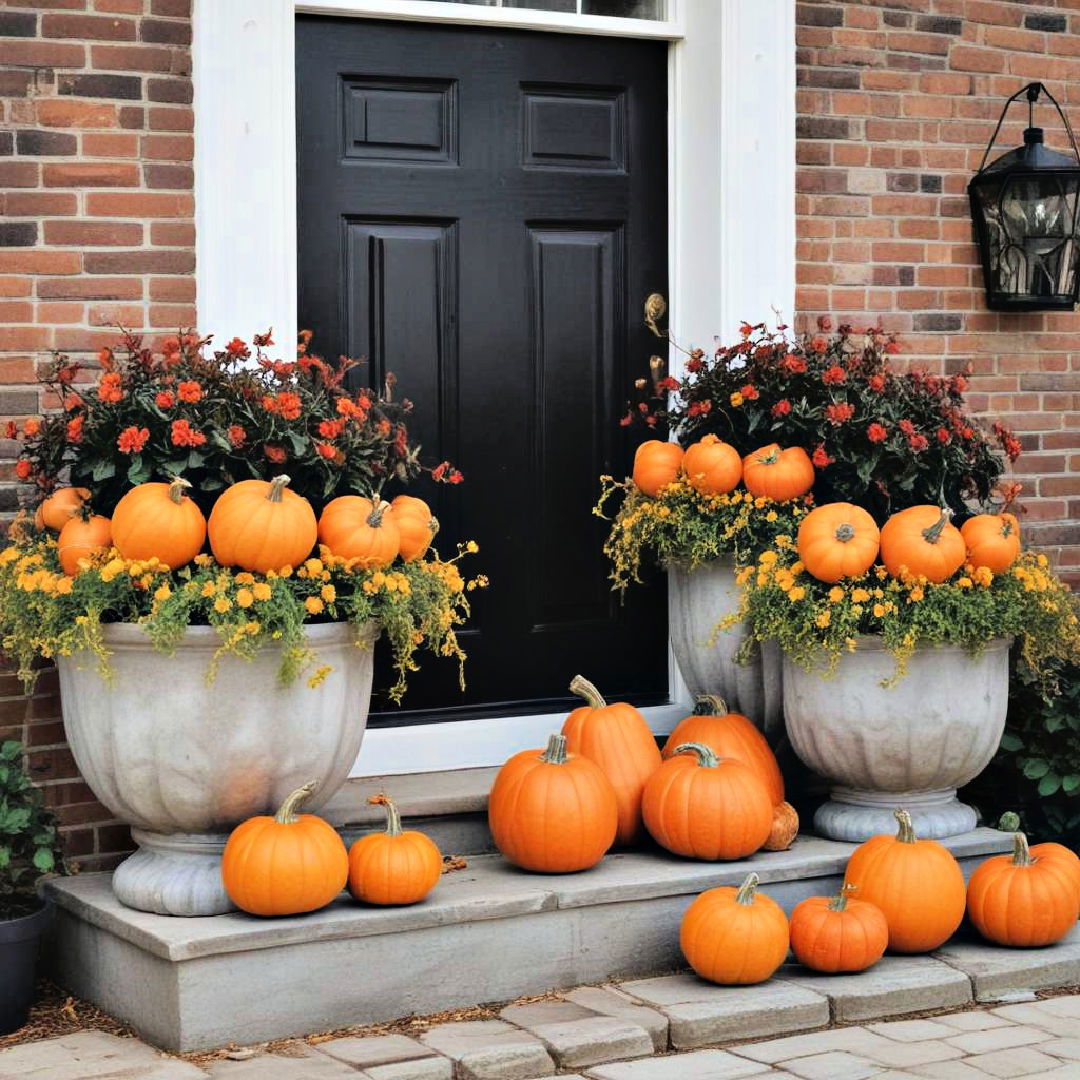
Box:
236;588;254;608
815;610;831;628
828;586;844;604
213;596;232;614
305;596;324;615
252;582;272;602
320;584;336;603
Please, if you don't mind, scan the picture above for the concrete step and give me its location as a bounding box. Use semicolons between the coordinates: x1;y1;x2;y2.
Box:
44;828;1011;1054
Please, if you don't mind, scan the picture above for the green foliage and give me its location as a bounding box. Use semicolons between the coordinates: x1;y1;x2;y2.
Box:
0;741;63;921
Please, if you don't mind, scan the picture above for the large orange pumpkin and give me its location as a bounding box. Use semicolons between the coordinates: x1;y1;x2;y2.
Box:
1030;839;1080;901
680;873;790;985
961;512;1021;574
221;782;349;916
682;435;742;496
35;487;89;531
632;440;683;497
209;475;318;573
742;444;815;502
642;742;773;861
966;832;1080;947
111;476;206;569
58;514;112;576
317;495;400;568
843;809;966;953
488;733;618;873
879;505;966;583
797;502;880;583
561;674;661;846
661;695;784;805
763;801;800;852
789;884;889;974
348;794;442;906
389;494;438;562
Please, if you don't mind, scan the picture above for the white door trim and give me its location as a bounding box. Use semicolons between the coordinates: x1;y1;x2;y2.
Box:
192;0;796;775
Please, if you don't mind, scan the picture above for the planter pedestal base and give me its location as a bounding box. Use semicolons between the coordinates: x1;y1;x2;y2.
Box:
814;788;978;843
113;830;234;918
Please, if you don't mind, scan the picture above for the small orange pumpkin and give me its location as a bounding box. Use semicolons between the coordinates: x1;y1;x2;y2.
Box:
488;733;618;873
57;514;112;576
561;674;661;847
680;873;790;985
642;742;773;861
318;495;400;568
221;782;349;917
789;883;889;974
879;505;966;583
961;512;1021;574
742;444;815;502
348;794;442;906
111;476;207;569
843;809;966;953
662;695;784;806
209;475;318;573
35;487;90;531
967;832;1080;948
797;502;880;583
763;801;800;852
1030;839;1080;901
682;435;742;496
389;494;438;562
632;440;683;497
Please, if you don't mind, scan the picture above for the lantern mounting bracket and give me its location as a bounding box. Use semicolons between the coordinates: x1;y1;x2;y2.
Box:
976;81;1080;176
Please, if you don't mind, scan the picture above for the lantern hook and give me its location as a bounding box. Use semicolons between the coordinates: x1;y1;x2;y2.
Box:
976;81;1080;175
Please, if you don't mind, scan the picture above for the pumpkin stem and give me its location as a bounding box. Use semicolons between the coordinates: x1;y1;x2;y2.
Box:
672;741;719;769
430;516;441;538
834;522;855;543
693;693;728;716
1000;517;1014;539
569;675;606;709
168;476;192;505
921;507;952;545
828;883;858;912
366;498;389;528
540;733;568;765
369;793;403;836
998;810;1021;832
735;872;760;906
757;445;780;466
893;808;917;844
274;781;316;824
1011;831;1035;867
267;475;291;503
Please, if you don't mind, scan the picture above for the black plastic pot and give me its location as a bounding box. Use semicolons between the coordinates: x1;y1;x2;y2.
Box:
0;901;52;1036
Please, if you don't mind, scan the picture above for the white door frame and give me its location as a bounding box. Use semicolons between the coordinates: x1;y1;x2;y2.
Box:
192;0;796;775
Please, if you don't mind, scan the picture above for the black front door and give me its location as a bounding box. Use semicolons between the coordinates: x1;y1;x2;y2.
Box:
297;16;669;723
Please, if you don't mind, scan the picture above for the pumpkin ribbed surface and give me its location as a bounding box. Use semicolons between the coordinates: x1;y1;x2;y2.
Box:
683;435;741;496
348;795;442;906
209;476;317;573
35;487;89;531
742;444;814;502
389;495;437;562
58;514;112;576
961;513;1021;574
797;502;880;583
880;505;966;583
318;495;400;568
789;885;888;973
632;440;683;497
111;477;206;569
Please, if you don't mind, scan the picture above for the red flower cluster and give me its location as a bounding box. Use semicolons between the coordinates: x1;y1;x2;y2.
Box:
118;426;150;454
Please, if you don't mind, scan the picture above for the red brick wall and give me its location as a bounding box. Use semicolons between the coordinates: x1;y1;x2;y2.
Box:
795;0;1080;585
0;0;193;869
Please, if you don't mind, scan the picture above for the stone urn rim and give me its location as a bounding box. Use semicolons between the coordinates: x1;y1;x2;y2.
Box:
789;631;1014;665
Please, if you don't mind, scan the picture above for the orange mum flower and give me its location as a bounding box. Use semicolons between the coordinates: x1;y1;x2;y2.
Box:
66;415;84;443
118;425;150;454
155;391;175;409
98;371;123;404
171;419;206;447
315;441;337;461
177;380;203;403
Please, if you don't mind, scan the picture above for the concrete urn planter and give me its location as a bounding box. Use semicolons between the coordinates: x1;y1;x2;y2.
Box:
669;558;783;743
57;621;377;917
783;635;1011;842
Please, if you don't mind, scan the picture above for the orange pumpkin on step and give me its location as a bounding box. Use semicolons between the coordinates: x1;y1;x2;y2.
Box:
797;502;880;583
961;512;1021;574
561;674;661;846
209;475;318;573
35;487;90;532
789;883;888;974
111;476;206;569
389;495;438;562
632;440;683;497
348;794;442;906
742;444;814;502
58;514;112;576
318;495;400;568
763;801;800;852
682;435;741;496
880;505;966;583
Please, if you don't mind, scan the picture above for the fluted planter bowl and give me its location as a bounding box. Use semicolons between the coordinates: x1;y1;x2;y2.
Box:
57;620;377;917
784;635;1011;842
669;558;783;743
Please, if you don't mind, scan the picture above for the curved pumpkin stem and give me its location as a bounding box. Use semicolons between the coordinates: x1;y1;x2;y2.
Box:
274;781;316;824
829;882;858;912
429;516;441;539
366;498;390;528
834;522;855;543
1011;831;1035;867
693;693;728;716
999;516;1015;539
735;872;760;905
540;733;569;765
893;808;917;844
672;741;719;769
921;507;952;545
755;445;781;466
368;793;402;836
267;475;291;503
569;674;606;709
168;476;192;504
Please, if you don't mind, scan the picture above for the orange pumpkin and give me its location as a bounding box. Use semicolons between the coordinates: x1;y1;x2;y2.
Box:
789;883;889;974
680;873;790;985
742;444;815;502
763;801;800;852
317;495;400;568
111;476;206;569
967;832;1080;947
348;794;442;906
961;512;1021;574
488;733;618;873
797;502;880;583
661;695;784;806
35;487;89;531
221;782;348;917
1030;839;1080;901
389;494;438;562
642;742;773;861
561;674;661;846
57;514;112;576
843;809;966;953
879;505;966;583
682;435;742;496
632;440;683;497
209;475;318;574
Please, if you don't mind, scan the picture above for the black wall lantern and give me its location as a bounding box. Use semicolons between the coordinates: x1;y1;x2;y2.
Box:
969;82;1080;312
